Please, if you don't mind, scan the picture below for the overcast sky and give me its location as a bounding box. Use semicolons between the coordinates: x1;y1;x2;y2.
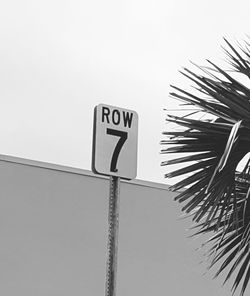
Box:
1;0;250;183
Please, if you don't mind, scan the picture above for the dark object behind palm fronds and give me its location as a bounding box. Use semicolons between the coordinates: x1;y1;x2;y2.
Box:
161;38;250;295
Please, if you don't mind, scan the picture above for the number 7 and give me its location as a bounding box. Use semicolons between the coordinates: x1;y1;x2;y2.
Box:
106;128;128;172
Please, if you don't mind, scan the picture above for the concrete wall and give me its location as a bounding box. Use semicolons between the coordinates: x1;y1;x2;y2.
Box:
0;155;231;295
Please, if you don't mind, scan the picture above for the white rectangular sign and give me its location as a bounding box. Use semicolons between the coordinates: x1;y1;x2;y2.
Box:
92;104;138;179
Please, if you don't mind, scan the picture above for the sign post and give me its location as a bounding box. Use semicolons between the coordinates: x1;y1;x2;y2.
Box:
92;104;138;296
105;176;120;296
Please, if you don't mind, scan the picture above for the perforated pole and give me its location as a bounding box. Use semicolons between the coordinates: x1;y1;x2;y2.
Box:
105;176;120;296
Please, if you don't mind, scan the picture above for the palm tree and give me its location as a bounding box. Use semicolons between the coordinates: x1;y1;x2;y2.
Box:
161;38;250;296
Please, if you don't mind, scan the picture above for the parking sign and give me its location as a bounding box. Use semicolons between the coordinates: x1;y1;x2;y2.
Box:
92;104;138;180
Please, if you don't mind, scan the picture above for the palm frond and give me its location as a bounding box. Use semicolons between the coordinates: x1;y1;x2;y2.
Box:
162;38;250;295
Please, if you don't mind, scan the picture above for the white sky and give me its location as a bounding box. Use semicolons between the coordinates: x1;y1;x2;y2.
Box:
0;0;250;183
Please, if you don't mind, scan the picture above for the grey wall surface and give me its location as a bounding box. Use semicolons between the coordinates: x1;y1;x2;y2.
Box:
0;156;232;296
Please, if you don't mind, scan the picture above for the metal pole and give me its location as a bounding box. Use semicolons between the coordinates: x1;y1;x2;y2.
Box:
105;176;120;296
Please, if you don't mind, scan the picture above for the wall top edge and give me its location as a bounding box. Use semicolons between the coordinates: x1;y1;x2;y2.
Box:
0;154;171;191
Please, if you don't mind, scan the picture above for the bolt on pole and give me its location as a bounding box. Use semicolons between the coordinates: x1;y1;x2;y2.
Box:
105;176;120;296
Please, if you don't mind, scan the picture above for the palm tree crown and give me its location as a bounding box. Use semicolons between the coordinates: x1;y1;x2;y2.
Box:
161;38;250;296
